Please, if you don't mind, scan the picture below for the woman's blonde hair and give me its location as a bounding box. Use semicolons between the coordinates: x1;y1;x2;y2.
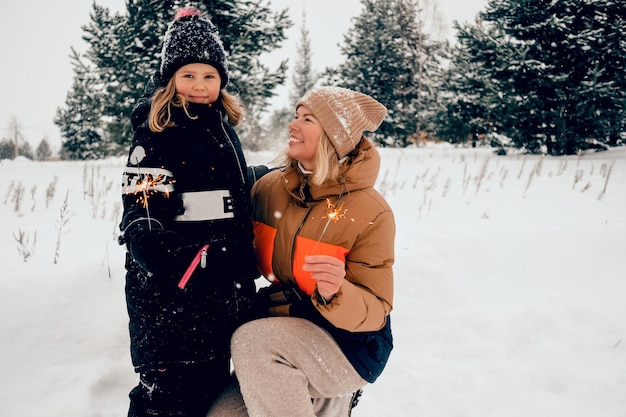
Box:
148;76;243;132
278;132;357;186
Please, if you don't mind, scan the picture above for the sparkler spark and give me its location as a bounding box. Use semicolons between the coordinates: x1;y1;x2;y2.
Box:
323;198;347;223
311;197;348;254
122;148;173;232
133;173;167;208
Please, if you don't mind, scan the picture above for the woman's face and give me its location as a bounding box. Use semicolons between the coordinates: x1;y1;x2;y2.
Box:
174;63;221;105
287;105;323;171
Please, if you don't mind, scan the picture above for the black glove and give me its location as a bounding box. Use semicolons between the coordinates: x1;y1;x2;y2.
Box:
128;229;186;274
255;284;303;317
247;165;276;187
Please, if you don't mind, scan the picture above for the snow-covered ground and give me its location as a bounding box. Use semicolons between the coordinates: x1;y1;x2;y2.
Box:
1;145;625;416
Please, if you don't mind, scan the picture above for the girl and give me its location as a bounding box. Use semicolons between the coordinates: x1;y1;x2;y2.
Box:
119;8;264;417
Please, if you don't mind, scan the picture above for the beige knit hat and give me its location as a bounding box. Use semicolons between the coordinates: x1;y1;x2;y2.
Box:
296;86;387;158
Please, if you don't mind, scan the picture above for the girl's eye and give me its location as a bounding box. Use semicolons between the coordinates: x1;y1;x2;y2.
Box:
205;74;215;79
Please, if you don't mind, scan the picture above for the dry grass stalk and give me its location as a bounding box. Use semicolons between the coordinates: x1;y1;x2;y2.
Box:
13;228;37;262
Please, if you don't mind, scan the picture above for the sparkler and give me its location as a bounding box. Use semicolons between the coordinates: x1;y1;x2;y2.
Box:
132;173;165;230
311;197;347;254
123;150;173;231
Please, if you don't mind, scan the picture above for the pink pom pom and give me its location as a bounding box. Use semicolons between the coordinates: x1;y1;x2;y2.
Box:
175;7;201;19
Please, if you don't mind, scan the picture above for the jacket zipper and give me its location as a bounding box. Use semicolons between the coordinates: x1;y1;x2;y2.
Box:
289;206;313;289
178;244;210;289
218;116;247;185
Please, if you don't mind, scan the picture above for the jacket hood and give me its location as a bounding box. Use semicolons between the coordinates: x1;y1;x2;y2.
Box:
282;139;381;204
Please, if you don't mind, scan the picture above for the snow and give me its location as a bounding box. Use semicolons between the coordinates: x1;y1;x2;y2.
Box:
1;145;625;416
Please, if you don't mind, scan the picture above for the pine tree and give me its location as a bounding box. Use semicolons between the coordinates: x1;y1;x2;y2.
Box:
82;1;172;156
55;48;104;160
252;8;319;152
444;0;626;154
35;136;53;161
57;1;292;159
0;139;13;160
18;142;34;160
433;19;505;145
330;0;446;147
289;9;318;108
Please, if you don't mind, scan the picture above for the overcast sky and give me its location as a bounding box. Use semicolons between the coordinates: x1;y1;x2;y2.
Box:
0;0;486;150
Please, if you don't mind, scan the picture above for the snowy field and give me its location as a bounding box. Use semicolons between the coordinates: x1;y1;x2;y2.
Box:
1;144;625;416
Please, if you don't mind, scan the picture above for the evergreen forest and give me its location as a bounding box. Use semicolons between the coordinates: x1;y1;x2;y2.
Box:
50;0;626;159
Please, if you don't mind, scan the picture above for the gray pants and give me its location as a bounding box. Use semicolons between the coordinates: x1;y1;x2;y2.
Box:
207;317;367;417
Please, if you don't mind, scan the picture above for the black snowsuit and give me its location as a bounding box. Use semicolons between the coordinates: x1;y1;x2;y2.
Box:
119;94;262;416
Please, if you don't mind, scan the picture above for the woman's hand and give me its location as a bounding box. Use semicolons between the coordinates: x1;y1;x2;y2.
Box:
302;255;346;302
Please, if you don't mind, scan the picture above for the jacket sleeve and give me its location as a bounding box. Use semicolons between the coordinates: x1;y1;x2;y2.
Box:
119;138;190;274
247;165;275;188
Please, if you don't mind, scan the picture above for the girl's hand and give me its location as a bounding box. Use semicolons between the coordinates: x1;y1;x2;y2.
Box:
302;255;346;302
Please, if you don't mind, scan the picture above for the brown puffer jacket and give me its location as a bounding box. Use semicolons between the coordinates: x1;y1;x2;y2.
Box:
251;139;395;382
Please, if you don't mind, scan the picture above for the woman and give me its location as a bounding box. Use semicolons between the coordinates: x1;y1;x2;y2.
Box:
119;8;265;417
210;86;395;416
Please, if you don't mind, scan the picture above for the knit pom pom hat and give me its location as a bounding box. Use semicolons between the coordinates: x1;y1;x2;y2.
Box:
296;87;387;158
160;7;229;88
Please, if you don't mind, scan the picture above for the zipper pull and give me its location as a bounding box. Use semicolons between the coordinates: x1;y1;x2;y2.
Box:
178;244;210;289
200;248;207;268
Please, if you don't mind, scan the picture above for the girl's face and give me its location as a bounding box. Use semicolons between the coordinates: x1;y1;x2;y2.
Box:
174;63;221;105
287;105;323;171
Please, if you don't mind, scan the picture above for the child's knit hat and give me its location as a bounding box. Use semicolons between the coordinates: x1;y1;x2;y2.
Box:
160;7;229;88
296;87;387;158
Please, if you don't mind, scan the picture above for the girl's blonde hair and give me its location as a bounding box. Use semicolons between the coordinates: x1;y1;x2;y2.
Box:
148;76;243;132
278;133;358;186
